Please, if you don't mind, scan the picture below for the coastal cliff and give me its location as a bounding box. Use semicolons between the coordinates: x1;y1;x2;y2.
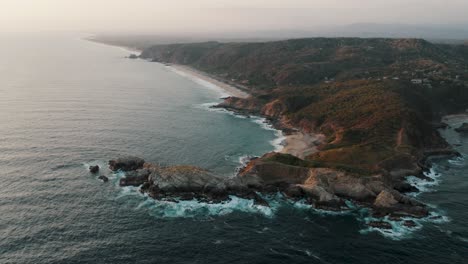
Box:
114;38;467;220
140;38;466;170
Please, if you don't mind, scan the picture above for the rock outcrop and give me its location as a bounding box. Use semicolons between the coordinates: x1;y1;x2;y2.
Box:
109;156;145;172
106;153;433;219
455;123;468;133
98;175;109;182
89;165;100;174
238;152;430;217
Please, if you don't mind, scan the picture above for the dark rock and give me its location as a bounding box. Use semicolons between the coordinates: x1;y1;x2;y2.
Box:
313;199;346;211
394;182;419;193
98;175;109;182
109;157;145;172
388;215;402;221
368;221;392;229
164;198;179;203
253;193;270;207
140;182;151;193
403;220;417;228
206;187;230;203
283;185;304;198
431;122;449;129
455;123;468;133
119;169;151;186
179;192;195;201
89;165;100;174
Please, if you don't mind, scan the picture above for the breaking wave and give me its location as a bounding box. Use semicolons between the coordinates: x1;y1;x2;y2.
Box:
194;102;286;153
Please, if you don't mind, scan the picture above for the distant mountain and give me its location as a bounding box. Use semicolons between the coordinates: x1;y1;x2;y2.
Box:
93;24;468;49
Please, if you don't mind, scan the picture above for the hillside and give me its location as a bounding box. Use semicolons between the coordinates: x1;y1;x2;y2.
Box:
139;38;468;176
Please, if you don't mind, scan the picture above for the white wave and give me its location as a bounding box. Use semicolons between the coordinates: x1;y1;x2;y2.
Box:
406;167;442;196
251;117;286;152
193;102;247;119
448;155;466;166
141;195;275;218
359;208;450;240
194;102;286;152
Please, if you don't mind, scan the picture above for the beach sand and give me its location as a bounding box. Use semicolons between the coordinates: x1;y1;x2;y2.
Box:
170;64;324;158
89;39;324;159
170;65;249;99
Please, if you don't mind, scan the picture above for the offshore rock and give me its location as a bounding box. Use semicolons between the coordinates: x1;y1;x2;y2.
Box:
119;168;151;187
98;175;109;182
109;156;145;172
89;165;100;174
455;123;468;133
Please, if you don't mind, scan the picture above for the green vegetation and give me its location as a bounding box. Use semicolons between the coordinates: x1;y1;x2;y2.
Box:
141;38;468;175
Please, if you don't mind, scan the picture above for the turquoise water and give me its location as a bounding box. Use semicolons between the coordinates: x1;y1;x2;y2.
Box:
0;34;467;263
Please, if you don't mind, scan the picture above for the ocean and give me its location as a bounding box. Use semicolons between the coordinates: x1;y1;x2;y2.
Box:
0;34;467;264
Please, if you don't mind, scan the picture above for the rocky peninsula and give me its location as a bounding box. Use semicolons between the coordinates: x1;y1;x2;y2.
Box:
93;37;468;225
110;155;432;220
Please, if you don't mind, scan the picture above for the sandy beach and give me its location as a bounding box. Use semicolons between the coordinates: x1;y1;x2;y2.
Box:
89;38;323;159
169;65;250;99
170;64;325;158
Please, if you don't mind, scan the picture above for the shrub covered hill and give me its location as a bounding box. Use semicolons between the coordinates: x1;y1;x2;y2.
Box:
140;38;468;177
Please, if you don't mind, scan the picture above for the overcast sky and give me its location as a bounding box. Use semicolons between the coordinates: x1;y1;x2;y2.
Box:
1;0;467;33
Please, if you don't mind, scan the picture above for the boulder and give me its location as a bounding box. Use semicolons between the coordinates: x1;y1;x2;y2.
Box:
393;182;418;193
282;185;304;198
374;190;398;208
119;168;151;186
455;123;468;133
98;175;109;182
89;165;100;174
148;165;225;192
109;157;145;172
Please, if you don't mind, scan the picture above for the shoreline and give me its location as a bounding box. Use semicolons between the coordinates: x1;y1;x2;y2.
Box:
164;65;325;158
170;65;325;157
88;38;324;160
168;64;250;99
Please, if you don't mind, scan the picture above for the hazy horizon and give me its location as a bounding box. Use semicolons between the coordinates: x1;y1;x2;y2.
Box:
1;0;468;37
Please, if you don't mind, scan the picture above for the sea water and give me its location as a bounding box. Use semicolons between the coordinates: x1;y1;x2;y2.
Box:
0;33;467;264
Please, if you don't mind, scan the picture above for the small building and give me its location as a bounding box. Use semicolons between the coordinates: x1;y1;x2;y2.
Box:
411;79;423;84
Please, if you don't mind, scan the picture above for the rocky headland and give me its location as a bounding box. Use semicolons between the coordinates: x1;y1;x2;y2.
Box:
94;37;468;226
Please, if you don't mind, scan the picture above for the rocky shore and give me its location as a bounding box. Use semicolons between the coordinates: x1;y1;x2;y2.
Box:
92;37;467;230
106;150;458;227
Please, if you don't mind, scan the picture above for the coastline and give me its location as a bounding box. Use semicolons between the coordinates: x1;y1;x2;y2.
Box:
168;64;249;99
164;64;324;158
87;38;325;161
167;65;325;158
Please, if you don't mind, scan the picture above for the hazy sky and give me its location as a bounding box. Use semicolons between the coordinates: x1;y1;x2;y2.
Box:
1;0;467;33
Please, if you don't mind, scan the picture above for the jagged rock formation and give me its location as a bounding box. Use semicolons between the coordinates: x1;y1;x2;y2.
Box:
455;123;468;133
104;38;468;225
140;38;466;178
111;155;431;218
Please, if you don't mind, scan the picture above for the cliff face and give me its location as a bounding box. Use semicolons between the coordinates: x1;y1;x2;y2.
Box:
140;37;466;177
